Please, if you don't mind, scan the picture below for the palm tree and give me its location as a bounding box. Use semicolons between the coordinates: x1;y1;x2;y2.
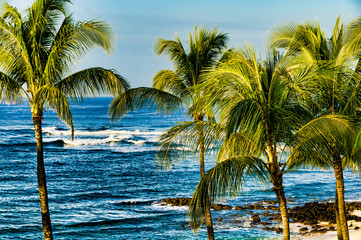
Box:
188;46;313;240
289;116;361;240
109;26;228;240
0;1;128;239
270;16;361;240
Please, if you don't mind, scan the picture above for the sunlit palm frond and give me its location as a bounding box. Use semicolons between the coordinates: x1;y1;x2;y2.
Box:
34;84;74;139
152;70;190;99
45;18;114;81
0;71;24;103
56;68;128;101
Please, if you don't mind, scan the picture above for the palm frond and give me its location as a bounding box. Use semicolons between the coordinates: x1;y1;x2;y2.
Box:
156;120;226;169
0;71;24;103
188;156;268;232
34;84;74;139
152;70;190;99
109;87;182;122
289;115;356;169
56;67;129;100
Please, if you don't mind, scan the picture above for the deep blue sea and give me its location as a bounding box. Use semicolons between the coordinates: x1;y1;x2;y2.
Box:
1;97;361;239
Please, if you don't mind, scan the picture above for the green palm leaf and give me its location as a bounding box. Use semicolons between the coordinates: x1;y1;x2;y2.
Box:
188;156;268;232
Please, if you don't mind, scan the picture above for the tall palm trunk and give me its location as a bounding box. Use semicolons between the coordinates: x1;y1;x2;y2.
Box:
33;111;53;240
198;126;215;240
271;166;290;240
334;159;349;240
335;191;343;240
196;115;214;239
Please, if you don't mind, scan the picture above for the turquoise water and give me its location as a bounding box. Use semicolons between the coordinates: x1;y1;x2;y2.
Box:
0;97;361;239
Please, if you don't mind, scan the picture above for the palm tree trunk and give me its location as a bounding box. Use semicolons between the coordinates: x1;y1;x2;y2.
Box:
33;112;53;240
272;172;290;240
334;160;349;240
335;191;343;240
198;128;215;240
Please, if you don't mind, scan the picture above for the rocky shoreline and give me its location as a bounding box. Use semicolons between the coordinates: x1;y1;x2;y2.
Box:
162;198;361;236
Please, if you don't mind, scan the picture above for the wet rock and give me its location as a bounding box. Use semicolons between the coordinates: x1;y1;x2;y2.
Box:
212;204;232;210
251;213;261;223
355;226;360;230
270;227;283;233
162;197;191;206
290;201;361;225
217;217;222;222
260;222;271;226
329;226;336;231
299;227;308;233
319;228;327;234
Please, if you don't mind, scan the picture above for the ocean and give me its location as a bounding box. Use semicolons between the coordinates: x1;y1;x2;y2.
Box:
1;97;361;240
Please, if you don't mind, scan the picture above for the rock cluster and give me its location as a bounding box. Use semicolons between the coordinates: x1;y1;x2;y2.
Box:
289;201;361;225
161;197;361;235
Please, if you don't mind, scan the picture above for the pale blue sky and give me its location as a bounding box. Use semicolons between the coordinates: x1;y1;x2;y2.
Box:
7;0;361;87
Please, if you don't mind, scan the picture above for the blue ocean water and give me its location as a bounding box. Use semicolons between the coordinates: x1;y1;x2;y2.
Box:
1;97;361;240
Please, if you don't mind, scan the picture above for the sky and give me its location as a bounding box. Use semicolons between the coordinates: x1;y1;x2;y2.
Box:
6;0;361;88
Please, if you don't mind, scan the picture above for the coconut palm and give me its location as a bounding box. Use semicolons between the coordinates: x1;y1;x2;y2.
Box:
270;16;361;240
109;26;228;240
188;46;313;240
0;0;128;239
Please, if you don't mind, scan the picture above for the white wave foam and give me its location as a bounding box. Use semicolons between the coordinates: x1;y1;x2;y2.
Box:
127;140;146;145
43;127;162;138
62;134;129;146
151;202;188;211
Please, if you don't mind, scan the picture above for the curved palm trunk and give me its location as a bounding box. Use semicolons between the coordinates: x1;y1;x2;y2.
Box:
271;166;290;240
334;160;349;240
33;112;53;240
198;128;215;240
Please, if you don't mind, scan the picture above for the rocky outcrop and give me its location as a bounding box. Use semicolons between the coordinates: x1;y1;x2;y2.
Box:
161;197;361;236
289;201;361;225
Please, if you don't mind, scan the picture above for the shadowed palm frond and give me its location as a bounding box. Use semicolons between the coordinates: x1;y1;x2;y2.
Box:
156;121;226;169
289;115;356;169
109;87;183;122
188;156;268;232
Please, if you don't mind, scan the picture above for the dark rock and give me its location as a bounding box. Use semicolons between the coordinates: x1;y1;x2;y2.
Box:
251;213;261;223
355;226;360;230
329;226;336;231
270;227;283;233
260;222;271;226
162;197;191;206
217;217;222;222
299;227;308;233
213;204;232;210
319;228;327;234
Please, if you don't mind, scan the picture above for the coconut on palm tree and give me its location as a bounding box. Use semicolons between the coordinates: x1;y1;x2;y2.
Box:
270;16;361;240
187;46;313;240
0;0;128;239
109;26;228;240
